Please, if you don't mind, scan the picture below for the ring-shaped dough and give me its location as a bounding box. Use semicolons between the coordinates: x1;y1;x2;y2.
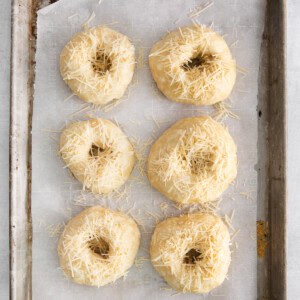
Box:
58;206;140;287
150;213;230;293
60;26;135;106
60;118;135;194
147;116;237;204
149;25;236;105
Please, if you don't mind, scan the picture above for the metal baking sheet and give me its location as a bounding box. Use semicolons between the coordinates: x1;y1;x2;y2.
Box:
9;0;286;299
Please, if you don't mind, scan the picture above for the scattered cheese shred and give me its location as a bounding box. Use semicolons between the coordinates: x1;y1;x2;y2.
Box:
137;47;145;69
237;65;248;75
134;257;149;269
68;13;79;20
82;11;96;31
39;219;65;238
240;190;255;201
231;229;240;240
212;101;240;122
188;0;214;19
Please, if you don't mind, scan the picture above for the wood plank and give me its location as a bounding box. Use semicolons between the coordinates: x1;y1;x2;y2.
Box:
267;0;287;299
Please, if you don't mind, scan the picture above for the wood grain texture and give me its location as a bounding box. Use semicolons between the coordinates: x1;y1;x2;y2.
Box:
286;0;300;298
267;0;287;299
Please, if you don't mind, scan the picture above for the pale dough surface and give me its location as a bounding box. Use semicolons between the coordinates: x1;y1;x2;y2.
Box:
58;206;140;287
147;116;237;204
60;118;135;194
150;213;231;293
149;25;236;105
60;26;135;106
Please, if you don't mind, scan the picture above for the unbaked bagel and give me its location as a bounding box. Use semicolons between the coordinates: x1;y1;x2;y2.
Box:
147;116;237;204
149;24;236;105
58;206;140;287
60;26;135;106
150;213;230;293
60;118;135;194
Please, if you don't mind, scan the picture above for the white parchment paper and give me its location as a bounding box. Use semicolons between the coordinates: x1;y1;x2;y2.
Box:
32;0;265;299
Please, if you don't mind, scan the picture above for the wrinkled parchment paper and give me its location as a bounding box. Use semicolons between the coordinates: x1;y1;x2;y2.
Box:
32;0;265;298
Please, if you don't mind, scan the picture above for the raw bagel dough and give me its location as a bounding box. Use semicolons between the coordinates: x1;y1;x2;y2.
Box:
58;206;140;287
150;213;230;293
60;26;135;106
60;118;135;194
147;116;237;204
149;25;236;105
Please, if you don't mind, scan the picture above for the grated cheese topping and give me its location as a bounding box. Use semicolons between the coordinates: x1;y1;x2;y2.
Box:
59;118;135;195
149;24;236;106
147;116;237;204
60;26;135;106
187;0;214;19
150;213;231;293
58;206;140;287
211;100;240;122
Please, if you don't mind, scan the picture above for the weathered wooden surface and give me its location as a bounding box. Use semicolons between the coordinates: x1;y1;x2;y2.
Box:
286;0;300;297
266;0;287;299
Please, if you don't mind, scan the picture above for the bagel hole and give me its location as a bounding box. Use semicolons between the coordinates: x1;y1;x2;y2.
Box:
190;151;215;175
88;236;110;259
182;57;205;70
89;144;105;157
92;49;112;76
183;249;202;265
182;54;214;71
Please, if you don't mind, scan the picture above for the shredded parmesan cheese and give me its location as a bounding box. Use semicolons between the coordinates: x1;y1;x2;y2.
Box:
39;219;65;238
82;12;96;31
58;207;140;287
60;26;135;107
150;213;231;293
60;119;135;195
212;101;240;122
148;117;237;204
137;47;145;69
149;24;236;106
188;0;214;19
